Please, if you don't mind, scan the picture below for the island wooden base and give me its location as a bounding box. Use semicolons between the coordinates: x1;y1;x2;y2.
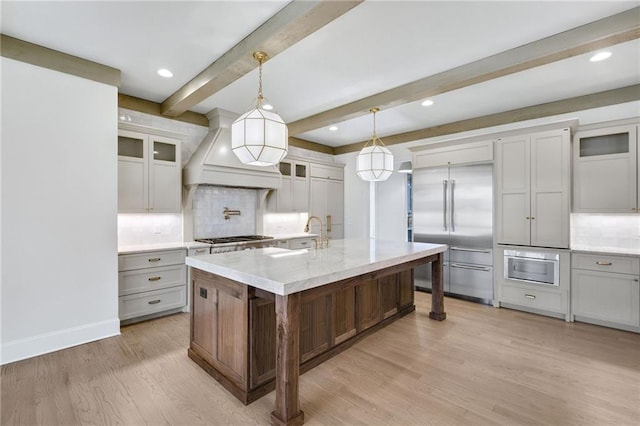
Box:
189;252;445;425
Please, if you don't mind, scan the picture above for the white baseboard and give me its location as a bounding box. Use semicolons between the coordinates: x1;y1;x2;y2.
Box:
1;318;121;365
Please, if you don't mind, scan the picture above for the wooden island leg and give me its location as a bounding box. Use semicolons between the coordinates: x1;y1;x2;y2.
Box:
271;293;305;426
429;252;447;321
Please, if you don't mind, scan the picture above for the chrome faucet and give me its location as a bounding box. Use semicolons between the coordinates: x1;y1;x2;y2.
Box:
304;215;329;249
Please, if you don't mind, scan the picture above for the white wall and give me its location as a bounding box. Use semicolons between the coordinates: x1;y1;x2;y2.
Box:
335;152;369;239
1;58;119;364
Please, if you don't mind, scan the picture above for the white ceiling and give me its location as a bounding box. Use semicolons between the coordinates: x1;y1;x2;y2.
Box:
2;1;639;148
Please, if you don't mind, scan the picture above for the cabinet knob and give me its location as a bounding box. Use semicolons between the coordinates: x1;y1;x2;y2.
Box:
525;217;530;220
531;217;535;220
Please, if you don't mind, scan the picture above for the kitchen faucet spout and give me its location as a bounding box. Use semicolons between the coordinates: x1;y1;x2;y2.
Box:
304;215;329;248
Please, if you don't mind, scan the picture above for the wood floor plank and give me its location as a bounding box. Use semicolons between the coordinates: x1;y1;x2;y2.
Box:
2;292;639;425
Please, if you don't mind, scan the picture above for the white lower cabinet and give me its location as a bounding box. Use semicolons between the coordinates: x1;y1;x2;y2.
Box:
118;248;187;323
571;252;640;332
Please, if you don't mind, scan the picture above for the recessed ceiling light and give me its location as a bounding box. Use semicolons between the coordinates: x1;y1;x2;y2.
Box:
590;51;611;62
262;103;274;110
421;99;434;107
157;68;174;78
329;125;339;131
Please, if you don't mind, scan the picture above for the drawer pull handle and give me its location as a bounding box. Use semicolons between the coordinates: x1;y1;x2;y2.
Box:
148;258;161;262
148;276;161;281
524;294;536;300
195;249;207;254
300;241;308;245
596;261;612;266
148;299;161;305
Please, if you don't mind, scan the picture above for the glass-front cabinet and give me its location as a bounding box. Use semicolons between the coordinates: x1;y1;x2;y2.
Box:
573;123;638;213
118;129;182;213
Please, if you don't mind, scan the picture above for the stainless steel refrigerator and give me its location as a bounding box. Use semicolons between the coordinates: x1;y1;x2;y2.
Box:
413;164;494;303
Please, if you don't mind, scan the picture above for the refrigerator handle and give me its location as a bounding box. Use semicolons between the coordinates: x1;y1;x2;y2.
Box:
450;179;455;232
442;180;448;231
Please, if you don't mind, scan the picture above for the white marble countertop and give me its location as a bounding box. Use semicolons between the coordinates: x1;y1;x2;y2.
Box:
571;246;640;257
118;241;209;255
186;239;447;296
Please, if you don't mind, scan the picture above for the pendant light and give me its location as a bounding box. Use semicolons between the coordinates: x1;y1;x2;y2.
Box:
356;108;393;181
231;51;288;166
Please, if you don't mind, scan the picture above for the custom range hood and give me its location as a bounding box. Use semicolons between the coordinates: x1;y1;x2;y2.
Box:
183;108;283;190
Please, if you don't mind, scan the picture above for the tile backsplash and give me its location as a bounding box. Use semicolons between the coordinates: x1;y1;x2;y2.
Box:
263;212;310;235
193;186;257;238
571;214;640;252
118;213;183;246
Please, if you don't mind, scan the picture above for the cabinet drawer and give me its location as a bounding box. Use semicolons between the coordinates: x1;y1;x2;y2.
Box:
572;253;639;275
119;286;186;320
119;249;186;271
501;284;564;313
310;164;343;180
289;238;313;249
119;264;186;296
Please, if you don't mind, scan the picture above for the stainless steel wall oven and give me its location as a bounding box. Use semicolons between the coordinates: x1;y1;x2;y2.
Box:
503;249;559;286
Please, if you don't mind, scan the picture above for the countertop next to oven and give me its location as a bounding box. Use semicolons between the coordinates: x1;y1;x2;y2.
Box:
571;245;640;257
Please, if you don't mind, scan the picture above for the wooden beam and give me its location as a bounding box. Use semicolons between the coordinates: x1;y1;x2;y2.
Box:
0;34;120;87
118;94;209;127
161;0;363;117
334;85;640;155
288;136;335;155
289;6;640;136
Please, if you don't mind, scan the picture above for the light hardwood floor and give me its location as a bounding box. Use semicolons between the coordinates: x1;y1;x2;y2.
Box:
2;292;639;425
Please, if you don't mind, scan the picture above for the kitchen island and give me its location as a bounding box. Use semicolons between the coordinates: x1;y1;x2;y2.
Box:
186;239;447;425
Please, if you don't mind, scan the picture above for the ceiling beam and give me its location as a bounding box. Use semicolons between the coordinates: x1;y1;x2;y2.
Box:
333;84;640;155
161;0;363;117
289;6;640;136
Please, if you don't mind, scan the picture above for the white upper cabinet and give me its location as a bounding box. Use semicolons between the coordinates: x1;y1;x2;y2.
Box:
118;129;182;213
495;128;571;248
269;159;309;213
573;123;638;213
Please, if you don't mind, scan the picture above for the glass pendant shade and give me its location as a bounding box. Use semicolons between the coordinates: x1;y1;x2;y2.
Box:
356;107;393;182
231;107;288;166
356;145;394;181
231;51;288;167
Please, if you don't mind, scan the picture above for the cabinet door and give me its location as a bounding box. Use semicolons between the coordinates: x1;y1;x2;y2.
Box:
326;179;344;238
249;297;276;388
192;281;218;363
398;269;414;309
276;162;293;212
149;136;181;213
496;135;530;245
292;162;309;212
118;131;148;212
572;269;640;329
309;178;327;235
300;294;331;363
333;287;356;345
573;125;637;213
379;275;399;319
357;279;381;331
530;129;570;248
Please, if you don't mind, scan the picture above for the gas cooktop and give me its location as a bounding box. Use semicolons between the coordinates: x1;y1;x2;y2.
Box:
195;235;274;245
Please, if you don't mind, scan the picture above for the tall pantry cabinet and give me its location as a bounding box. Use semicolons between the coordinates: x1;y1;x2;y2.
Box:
495;128;571;248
